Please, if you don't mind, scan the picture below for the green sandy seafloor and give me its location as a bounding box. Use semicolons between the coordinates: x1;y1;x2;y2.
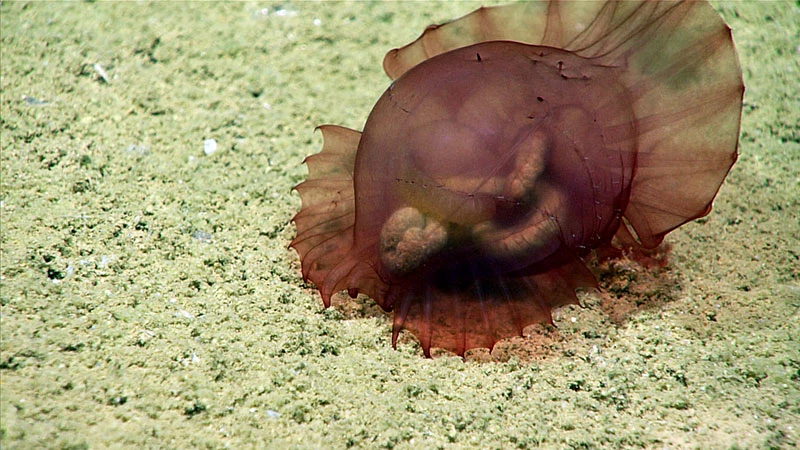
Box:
1;1;798;449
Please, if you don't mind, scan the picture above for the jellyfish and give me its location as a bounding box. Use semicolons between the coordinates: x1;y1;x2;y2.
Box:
291;0;744;357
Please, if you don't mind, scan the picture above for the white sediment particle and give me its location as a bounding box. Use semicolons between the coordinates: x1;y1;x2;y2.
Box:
192;230;214;242
126;144;150;155
93;63;110;83
203;138;218;155
274;8;297;17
